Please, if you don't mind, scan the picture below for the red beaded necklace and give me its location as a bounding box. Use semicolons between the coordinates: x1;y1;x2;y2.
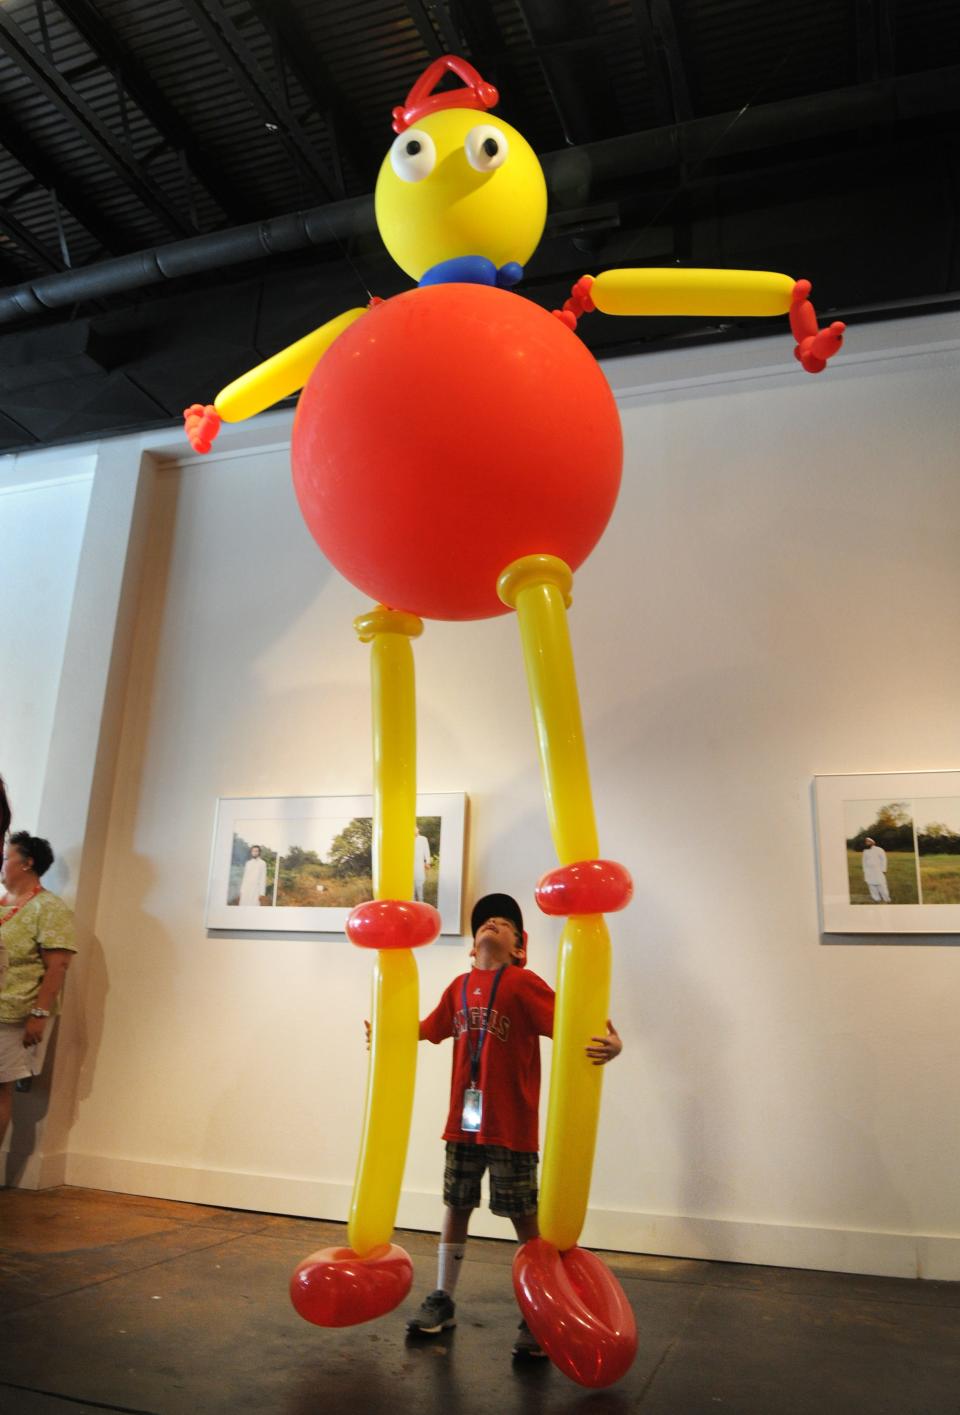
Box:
0;882;42;927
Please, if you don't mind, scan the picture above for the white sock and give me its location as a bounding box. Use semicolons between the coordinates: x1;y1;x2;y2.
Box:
437;1242;466;1297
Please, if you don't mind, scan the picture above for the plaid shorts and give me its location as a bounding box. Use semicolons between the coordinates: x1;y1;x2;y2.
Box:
443;1141;539;1217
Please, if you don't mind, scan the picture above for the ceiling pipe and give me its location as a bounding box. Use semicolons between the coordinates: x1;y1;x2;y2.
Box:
1;65;958;327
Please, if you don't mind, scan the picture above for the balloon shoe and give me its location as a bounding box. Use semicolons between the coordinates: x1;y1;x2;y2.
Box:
406;1288;457;1336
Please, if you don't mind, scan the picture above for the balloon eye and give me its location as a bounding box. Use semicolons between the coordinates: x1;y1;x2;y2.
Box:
390;128;436;182
465;125;509;173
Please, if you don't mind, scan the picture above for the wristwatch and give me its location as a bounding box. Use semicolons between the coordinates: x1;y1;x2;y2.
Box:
29;1007;51;1018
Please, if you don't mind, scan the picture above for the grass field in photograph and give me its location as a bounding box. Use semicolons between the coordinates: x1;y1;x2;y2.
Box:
918;854;960;905
846;850;919;904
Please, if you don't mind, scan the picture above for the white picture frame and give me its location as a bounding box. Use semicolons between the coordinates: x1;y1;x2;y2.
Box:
813;771;960;934
205;793;467;935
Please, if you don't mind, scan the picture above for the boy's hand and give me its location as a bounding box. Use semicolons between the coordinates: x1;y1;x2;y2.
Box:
586;1020;622;1065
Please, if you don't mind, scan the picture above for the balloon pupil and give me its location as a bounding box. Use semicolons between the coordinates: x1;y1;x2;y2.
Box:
482;137;498;158
407;140;421;155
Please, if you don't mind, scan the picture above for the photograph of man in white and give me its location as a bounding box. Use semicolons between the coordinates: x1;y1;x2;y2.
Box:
861;837;890;902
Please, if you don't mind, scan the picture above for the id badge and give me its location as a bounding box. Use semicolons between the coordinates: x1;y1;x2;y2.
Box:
461;1087;483;1132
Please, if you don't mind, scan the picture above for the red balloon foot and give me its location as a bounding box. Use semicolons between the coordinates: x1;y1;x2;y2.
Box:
513;1238;637;1387
290;1243;413;1327
535;859;633;916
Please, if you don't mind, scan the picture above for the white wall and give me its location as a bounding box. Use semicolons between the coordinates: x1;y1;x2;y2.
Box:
9;311;960;1279
0;453;94;828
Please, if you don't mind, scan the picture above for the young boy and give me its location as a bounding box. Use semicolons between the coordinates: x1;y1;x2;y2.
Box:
407;892;621;1357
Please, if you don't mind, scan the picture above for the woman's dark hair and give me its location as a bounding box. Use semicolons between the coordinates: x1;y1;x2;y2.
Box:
9;830;54;878
0;776;10;842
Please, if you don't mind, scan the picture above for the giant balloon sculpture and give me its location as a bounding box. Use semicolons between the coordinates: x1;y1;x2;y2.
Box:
185;56;845;1387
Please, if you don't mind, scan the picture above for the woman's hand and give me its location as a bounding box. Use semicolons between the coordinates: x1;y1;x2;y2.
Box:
22;1016;47;1049
585;1019;622;1065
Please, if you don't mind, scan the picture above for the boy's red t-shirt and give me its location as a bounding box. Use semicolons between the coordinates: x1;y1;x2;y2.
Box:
420;964;555;1152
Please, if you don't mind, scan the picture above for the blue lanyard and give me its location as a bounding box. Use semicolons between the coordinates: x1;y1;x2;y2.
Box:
462;965;506;1086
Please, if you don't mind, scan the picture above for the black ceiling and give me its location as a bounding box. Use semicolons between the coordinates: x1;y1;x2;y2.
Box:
0;0;957;453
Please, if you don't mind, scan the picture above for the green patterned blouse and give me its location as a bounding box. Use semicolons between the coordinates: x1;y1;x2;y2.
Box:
0;889;77;1023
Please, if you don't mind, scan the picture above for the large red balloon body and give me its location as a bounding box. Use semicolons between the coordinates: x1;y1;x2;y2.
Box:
291;284;623;621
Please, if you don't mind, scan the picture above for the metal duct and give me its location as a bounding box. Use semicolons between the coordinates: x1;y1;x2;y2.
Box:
1;66;958;326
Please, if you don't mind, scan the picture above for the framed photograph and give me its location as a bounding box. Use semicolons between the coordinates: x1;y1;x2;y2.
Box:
813;771;960;934
205;793;467;935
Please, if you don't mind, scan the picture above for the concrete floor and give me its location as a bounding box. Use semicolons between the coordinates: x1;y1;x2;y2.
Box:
0;1187;958;1414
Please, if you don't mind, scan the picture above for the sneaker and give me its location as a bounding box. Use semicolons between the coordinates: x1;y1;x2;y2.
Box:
406;1288;456;1336
512;1319;547;1359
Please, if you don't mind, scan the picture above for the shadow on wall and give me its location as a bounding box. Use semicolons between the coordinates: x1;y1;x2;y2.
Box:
6;465;185;1182
2;1029;58;1187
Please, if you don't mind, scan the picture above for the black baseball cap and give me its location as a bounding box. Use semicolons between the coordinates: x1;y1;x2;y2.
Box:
470;893;524;939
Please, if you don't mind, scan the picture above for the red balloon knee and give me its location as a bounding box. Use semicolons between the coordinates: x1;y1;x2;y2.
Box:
513;1238;637;1387
346;899;441;950
535;859;633;916
290;1243;413;1327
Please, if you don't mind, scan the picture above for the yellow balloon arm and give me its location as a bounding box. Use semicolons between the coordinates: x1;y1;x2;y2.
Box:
348;948;419;1256
213;307;367;423
591;267;795;318
538;916;612;1251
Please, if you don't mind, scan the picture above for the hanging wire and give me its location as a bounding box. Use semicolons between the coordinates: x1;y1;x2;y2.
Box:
612;50;791;266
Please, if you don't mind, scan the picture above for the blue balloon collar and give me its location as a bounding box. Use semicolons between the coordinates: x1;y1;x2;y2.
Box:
418;256;523;289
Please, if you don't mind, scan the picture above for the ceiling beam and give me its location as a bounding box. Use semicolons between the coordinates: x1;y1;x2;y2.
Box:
246;0;381;187
855;0;896;82
0;104;125;255
0;208;63;275
177;0;343;203
627;0;694;125
51;0;251;223
403;0;461;57
0;8;195;237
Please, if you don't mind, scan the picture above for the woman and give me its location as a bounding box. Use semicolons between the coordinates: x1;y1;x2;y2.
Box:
0;831;76;1148
238;844;267;905
0;776;9;993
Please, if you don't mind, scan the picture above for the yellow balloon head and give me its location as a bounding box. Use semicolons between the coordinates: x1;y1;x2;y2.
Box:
375;107;547;282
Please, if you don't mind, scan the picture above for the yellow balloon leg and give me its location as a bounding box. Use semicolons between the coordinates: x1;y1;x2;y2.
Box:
348;947;419;1255
498;556;598;865
539;915;611;1252
369;620;420;900
498;556;612;1252
591;266;794;318
347;607;424;1257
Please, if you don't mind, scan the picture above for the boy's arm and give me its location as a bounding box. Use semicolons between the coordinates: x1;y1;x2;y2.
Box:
585;1019;622;1066
419;983;456;1043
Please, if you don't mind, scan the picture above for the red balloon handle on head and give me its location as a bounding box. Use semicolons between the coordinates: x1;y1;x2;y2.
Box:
290;1243;413;1327
513;1238;638;1387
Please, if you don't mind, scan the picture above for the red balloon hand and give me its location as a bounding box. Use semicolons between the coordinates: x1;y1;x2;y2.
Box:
790;280;846;374
183;403;222;453
552;274;596;332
